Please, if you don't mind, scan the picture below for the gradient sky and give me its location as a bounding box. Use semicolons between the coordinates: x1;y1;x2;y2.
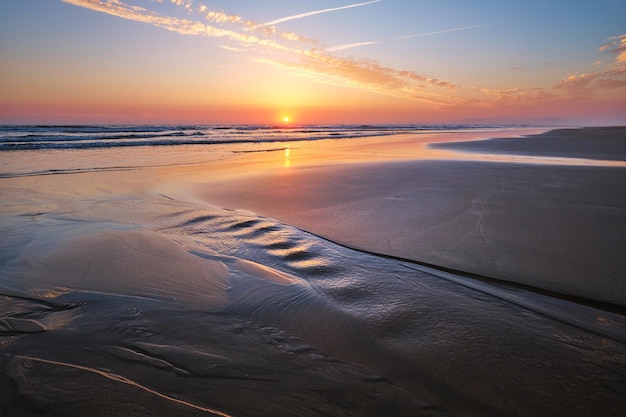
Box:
1;0;625;125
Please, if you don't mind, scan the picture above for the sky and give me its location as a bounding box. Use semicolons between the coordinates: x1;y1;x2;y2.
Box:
0;0;625;125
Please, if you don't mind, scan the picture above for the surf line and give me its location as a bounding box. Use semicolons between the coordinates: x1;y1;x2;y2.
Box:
13;356;233;417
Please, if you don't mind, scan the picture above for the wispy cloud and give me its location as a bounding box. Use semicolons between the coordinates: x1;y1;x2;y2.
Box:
554;33;626;94
60;1;625;111
470;35;626;107
63;0;216;36
325;21;498;58
255;52;462;106
326;41;379;52
396;22;499;40
61;0;290;51
260;0;381;27
62;0;461;105
471;86;555;105
600;34;626;62
555;66;626;93
219;45;244;53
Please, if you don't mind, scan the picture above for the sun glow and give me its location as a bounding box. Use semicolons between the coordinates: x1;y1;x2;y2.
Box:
282;116;290;123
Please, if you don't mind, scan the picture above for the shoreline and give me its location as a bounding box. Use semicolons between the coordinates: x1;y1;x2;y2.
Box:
188;127;626;306
2;126;624;308
429;126;626;161
1;126;625;417
2;126;624;307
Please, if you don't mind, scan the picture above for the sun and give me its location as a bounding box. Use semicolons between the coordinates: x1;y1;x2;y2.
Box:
282;116;290;124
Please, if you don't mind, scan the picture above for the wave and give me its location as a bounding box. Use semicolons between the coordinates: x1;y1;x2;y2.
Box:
0;124;528;151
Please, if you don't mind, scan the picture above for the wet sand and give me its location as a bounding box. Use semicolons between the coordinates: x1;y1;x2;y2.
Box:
429;126;626;161
195;127;626;306
1;127;625;417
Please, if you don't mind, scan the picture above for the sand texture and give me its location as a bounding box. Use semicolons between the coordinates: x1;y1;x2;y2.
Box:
197;128;626;306
1;127;625;417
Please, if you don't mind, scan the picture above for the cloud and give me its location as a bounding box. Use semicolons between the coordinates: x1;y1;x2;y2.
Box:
595;78;626;88
204;10;245;25
326;41;379;52
599;34;626;62
219;45;244;53
61;0;289;51
555;73;598;92
60;1;626;112
396;22;499;40
62;0;214;35
255;52;462;105
599;42;613;52
470;35;626;108
555;66;626;93
62;0;462;105
324;21;498;62
279;31;318;44
599;34;626;52
555;34;626;93
260;0;381;27
471;86;555;105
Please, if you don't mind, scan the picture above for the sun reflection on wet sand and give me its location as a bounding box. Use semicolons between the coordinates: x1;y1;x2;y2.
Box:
284;145;291;168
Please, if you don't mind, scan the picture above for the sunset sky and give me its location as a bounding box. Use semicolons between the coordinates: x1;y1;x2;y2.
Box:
1;0;625;125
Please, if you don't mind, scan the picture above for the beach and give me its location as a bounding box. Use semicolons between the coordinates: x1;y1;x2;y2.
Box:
1;126;625;417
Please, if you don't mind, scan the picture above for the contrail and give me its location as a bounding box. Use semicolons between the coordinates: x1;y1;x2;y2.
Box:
261;0;382;27
396;22;499;40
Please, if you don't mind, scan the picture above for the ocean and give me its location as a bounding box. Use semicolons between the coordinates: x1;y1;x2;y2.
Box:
0;124;624;416
0;124;517;177
0;124;511;150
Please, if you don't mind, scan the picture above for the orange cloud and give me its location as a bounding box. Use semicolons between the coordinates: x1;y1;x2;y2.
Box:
599;34;626;54
280;31;318;44
470;87;555;106
60;1;626;116
555;67;626;93
255;54;462;106
555;35;626;94
470;35;626;108
204;10;246;25
63;0;461;105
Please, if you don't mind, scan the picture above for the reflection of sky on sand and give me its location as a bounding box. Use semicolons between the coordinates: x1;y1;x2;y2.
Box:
275;128;626;169
421;129;626;167
266;128;626;169
430;148;626;167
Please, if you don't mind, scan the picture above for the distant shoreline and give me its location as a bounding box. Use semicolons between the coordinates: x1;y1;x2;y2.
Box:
429;126;626;161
